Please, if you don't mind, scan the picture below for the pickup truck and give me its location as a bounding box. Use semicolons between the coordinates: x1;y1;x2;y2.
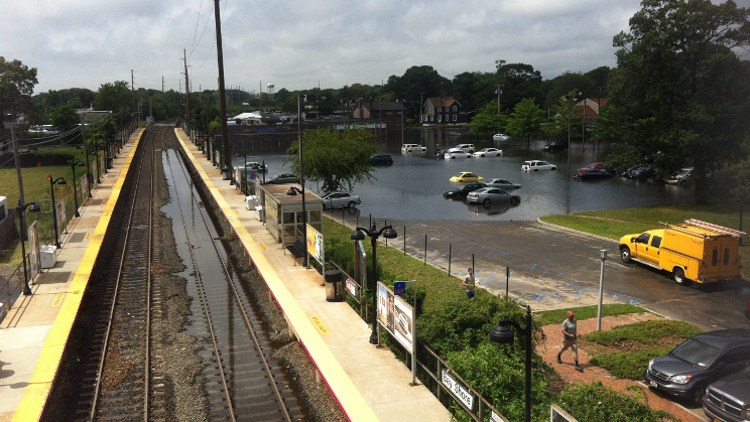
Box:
619;219;745;286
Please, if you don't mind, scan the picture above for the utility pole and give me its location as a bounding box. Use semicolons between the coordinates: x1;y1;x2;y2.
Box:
213;0;230;176
183;49;191;131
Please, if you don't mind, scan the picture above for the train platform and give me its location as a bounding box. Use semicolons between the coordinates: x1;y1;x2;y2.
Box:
0;130;142;422
0;126;451;422
173;129;451;422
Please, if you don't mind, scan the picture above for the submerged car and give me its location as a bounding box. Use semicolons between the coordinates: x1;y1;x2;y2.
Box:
645;329;750;404
472;148;503;158
444;149;472;159
484;178;521;190
521;160;557;171
453;144;476;153
466;187;520;206
401;144;427;153
578;162;605;172
573;169;613;179
321;192;361;209
244;162;268;173
492;133;510;141
371;154;394;165
443;182;486;200
542;141;568;152
450;172;484;183
264;172;299;184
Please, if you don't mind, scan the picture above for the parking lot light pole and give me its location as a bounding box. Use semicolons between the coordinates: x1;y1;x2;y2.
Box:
49;175;67;249
351;223;398;344
69;160;85;217
489;305;533;422
17;202;41;295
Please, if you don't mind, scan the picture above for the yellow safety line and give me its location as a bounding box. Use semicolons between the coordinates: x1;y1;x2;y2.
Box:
174;129;377;421
12;130;144;422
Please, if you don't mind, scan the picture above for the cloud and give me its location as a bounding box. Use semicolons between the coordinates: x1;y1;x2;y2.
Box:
2;0;648;94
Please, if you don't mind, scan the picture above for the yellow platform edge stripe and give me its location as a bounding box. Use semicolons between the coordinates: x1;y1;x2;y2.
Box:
12;129;144;422
174;129;377;421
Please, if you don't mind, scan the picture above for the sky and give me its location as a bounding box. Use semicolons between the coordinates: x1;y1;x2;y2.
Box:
3;0;747;96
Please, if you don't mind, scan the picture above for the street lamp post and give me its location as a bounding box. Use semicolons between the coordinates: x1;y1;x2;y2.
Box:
17;202;41;295
489;305;533;422
69;160;85;217
286;186;308;267
351;223;398;345
49;175;67;249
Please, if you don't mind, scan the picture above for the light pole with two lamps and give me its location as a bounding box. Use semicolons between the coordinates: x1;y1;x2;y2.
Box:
350;223;398;345
17;202;41;295
489;305;533;422
68;160;86;217
49;175;67;249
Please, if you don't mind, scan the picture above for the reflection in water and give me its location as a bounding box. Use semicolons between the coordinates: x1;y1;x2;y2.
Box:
230;136;693;222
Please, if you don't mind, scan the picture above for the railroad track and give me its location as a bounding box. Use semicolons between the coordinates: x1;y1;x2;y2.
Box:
44;126;303;421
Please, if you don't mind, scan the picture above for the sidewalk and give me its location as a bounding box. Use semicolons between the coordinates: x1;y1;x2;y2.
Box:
540;314;707;422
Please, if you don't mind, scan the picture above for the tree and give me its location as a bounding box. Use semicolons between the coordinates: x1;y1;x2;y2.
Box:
0;57;38;122
451;71;497;114
607;0;750;204
93;81;133;113
386;65;451;118
50;103;81;129
467;100;506;137
506;98;546;148
285;129;379;194
495;61;544;112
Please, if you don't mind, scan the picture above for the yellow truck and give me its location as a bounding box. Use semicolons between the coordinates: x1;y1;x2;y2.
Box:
619;219;745;286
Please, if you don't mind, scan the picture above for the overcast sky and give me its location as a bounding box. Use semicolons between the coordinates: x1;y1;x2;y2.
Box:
3;1;746;96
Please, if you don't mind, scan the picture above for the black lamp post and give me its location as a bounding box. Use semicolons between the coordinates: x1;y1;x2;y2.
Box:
286;186;308;267
489;305;533;422
351;223;398;344
49;175;67;249
17;202;41;295
69;160;85;217
98;143;108;174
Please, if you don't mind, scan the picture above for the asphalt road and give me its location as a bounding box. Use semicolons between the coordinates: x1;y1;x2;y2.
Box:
335;213;750;331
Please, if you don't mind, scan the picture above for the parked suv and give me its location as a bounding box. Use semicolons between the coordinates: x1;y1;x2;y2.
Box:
703;366;750;422
646;329;750;404
453;144;475;154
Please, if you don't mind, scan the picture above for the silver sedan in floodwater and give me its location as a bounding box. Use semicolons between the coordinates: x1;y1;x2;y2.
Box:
466;187;521;206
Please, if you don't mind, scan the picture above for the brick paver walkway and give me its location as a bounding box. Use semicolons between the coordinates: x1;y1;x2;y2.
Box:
540;314;706;422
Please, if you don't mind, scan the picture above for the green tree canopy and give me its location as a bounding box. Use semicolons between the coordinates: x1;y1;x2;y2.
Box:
93;81;133;114
0;57;38;121
285;128;379;194
495;60;544;112
467;100;507;137
50;103;81;130
506;98;546;148
608;0;750;204
386;65;451;118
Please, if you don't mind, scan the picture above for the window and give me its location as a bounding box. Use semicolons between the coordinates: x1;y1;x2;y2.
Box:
452;105;457;112
712;249;718;266
635;233;650;244
452;115;457;122
650;236;662;248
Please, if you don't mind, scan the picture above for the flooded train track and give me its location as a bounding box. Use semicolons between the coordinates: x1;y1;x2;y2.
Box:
43;126;303;421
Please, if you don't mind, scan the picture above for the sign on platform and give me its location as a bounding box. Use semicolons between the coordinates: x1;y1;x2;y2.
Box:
441;370;474;410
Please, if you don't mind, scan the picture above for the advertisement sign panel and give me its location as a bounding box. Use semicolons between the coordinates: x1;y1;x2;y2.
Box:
376;282;414;353
306;224;324;266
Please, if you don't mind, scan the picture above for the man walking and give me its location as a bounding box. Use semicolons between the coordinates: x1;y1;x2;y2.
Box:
557;310;582;372
462;268;475;299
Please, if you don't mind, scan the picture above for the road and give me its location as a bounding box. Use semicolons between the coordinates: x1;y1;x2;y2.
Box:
344;216;750;331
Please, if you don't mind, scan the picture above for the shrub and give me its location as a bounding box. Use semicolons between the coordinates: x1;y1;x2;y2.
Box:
557;382;677;421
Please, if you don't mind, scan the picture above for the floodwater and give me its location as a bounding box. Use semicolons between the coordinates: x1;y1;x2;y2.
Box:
230;130;693;221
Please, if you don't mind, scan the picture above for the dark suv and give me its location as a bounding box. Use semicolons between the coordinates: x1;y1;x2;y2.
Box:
542;141;567;152
371;154;393;165
703;366;750;422
645;329;750;404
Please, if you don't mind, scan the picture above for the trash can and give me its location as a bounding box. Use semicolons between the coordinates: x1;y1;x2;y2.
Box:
325;270;343;302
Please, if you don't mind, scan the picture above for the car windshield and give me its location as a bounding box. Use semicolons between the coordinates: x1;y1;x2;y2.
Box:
670;338;722;367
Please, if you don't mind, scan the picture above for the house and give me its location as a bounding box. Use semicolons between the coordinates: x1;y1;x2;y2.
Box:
352;99;404;122
420;97;468;126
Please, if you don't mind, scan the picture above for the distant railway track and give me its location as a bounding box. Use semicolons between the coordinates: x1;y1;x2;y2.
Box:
43;126;303;421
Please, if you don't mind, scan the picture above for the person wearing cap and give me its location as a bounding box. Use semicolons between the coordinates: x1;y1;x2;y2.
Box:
557;310;582;372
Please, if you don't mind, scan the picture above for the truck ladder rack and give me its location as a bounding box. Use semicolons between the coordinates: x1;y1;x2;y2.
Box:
683;218;746;238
